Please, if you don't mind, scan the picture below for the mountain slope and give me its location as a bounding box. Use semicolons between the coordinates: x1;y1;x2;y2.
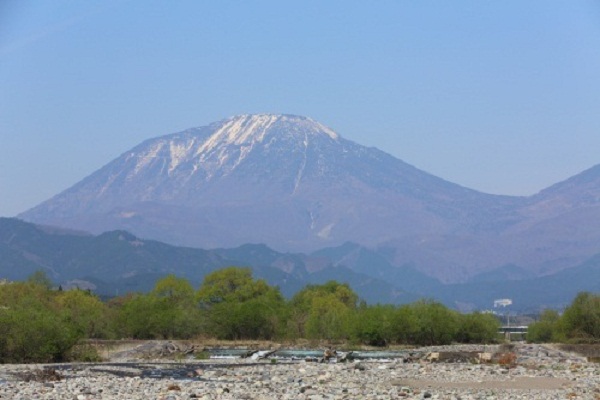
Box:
496;164;600;275
21;114;517;254
1;218;595;310
18;114;600;282
0;218;412;304
311;242;441;293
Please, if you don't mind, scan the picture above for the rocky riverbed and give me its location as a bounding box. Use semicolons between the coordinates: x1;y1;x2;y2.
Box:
0;343;598;399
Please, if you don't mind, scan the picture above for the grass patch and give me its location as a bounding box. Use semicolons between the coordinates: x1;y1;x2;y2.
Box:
194;350;210;360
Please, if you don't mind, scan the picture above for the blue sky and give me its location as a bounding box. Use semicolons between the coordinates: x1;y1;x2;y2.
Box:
2;1;600;217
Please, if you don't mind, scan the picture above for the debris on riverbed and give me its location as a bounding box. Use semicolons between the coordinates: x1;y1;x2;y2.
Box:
13;367;63;382
0;344;598;399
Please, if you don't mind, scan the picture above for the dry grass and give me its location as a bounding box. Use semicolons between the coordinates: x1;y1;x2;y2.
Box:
555;343;600;359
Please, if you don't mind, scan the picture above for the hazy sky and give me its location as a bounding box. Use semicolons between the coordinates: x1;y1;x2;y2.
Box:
2;1;600;217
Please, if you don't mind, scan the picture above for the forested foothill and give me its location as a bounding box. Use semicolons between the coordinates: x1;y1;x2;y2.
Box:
0;267;598;363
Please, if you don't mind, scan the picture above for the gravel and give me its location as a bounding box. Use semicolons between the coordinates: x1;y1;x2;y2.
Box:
0;343;598;400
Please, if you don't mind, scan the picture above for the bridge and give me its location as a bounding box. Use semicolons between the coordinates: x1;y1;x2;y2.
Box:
499;325;527;340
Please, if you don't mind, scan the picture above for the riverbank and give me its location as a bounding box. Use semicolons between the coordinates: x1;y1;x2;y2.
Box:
0;343;598;399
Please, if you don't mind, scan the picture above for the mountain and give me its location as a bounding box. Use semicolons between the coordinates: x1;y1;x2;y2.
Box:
1;218;596;310
22;114;517;250
0;218;411;304
469;264;536;283
19;114;600;282
501;164;600;275
311;242;441;293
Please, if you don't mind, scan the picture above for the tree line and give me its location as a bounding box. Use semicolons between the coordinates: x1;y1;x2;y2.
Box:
0;267;498;362
526;292;600;343
2;266;596;363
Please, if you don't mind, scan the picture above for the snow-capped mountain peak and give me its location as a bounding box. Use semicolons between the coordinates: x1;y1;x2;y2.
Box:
20;113;504;256
202;114;338;150
125;114;341;180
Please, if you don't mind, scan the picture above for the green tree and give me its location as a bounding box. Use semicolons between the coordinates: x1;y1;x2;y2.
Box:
116;275;202;339
115;293;166;339
288;281;358;340
527;309;561;343
0;282;80;363
152;274;195;304
560;292;600;341
26;269;53;289
153;274;202;337
304;294;352;340
456;312;500;344
411;300;459;345
351;304;395;346
197;267;285;340
197;267;273;304
56;289;113;338
389;304;419;344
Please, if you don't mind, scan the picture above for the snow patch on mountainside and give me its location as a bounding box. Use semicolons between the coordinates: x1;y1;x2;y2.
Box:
197;114;278;155
318;223;335;239
312;121;338;140
134;142;162;174
98;174;119;196
169;138;196;174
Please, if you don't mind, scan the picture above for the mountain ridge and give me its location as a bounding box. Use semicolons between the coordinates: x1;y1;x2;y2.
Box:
0;217;416;304
1;217;597;311
19;114;600;283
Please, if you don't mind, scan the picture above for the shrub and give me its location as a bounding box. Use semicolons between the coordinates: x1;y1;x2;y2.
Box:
527;309;561;343
0;283;81;363
456;312;500;344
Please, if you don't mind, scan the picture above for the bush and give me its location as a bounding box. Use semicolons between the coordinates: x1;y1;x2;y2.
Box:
197;268;286;340
389;305;418;344
0;283;81;363
351;305;395;346
456;312;500;344
289;281;359;341
411;300;459;346
526;292;600;344
527;309;561;343
561;292;600;341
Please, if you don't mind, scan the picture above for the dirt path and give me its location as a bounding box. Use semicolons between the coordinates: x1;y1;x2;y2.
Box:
391;376;570;390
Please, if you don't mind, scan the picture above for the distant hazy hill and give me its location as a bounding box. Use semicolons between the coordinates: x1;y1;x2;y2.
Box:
1;218;597;310
19;114;600;283
435;255;600;313
0;218;416;304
